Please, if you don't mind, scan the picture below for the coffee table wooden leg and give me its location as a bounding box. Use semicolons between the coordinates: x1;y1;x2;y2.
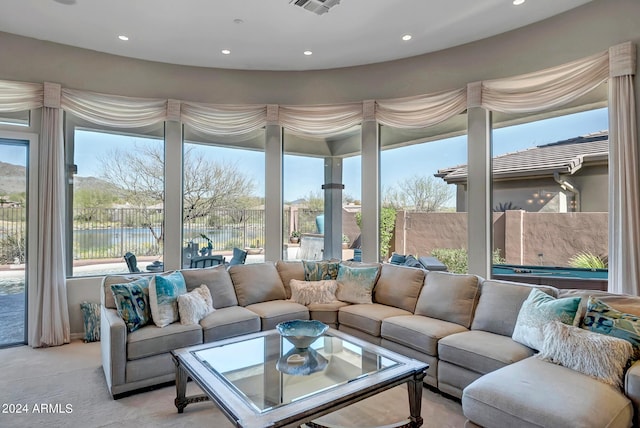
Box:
407;370;426;428
174;359;189;413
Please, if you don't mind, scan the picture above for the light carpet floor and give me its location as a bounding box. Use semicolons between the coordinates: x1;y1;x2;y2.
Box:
0;340;466;428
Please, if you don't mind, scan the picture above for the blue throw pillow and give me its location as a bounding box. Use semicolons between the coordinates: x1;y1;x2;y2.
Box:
80;301;101;342
390;253;407;265
303;260;340;281
583;297;640;358
335;264;380;304
229;247;248;266
110;277;151;333
149;271;187;327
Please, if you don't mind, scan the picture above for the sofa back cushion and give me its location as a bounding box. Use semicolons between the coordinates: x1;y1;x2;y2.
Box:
374;264;425;313
102;274;149;309
229;262;287;306
275;260;306;299
414;271;480;328
181;265;238;309
471;279;558;336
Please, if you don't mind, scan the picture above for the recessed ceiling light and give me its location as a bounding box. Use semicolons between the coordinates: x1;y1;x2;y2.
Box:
304;50;313;56
221;49;231;55
233;18;244;24
513;0;525;5
402;34;412;41
118;35;129;41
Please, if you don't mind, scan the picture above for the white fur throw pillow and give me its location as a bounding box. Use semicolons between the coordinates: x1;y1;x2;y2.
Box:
177;284;214;325
537;320;633;389
289;279;338;305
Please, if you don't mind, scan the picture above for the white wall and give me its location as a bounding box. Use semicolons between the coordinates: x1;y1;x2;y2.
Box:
1;0;638;335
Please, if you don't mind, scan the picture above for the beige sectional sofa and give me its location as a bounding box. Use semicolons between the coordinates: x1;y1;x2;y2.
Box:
100;260;640;428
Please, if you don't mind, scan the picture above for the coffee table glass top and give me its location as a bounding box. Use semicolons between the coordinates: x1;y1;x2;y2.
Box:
192;330;401;413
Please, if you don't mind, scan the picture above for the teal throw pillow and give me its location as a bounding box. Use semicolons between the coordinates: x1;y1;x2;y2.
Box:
80;301;101;342
335;264;380;304
149;271;187;327
303;260;340;281
583;297;640;358
512;288;581;351
110;277;151;333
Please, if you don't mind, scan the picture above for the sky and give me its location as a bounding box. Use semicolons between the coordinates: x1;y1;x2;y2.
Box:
1;107;609;202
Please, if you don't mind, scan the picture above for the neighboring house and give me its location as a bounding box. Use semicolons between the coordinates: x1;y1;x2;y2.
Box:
435;132;609;213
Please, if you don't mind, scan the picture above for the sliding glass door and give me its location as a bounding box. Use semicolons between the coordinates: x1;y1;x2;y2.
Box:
0;138;28;346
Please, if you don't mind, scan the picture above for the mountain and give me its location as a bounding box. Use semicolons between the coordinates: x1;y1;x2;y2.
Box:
0;161;112;195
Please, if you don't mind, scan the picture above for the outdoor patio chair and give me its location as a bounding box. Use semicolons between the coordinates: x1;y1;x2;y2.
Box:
189;255;225;268
123;252;141;273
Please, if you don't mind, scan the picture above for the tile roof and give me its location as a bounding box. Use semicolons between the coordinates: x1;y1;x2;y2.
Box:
436;131;609;183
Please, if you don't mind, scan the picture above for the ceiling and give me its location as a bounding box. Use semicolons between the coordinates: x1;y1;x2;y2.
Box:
0;0;592;71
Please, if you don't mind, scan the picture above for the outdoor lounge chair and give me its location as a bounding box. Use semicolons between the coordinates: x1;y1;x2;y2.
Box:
123;252;141;273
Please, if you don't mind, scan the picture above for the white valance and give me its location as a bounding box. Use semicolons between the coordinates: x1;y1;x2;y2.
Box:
481;50;609;113
279;103;363;137
181;101;267;136
376;88;467;128
60;88;167;127
0;80;43;112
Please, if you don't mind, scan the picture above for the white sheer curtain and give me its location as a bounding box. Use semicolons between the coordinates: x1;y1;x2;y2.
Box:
0;80;42;112
481;50;609;113
279;103;363;137
376;88;467;128
31;104;70;347
608;42;639;295
180;101;266;135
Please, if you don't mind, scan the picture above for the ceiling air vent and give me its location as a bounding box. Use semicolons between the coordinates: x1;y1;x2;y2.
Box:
290;0;341;15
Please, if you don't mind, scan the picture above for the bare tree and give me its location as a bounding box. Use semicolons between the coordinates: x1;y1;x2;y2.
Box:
383;175;452;212
99;143;256;245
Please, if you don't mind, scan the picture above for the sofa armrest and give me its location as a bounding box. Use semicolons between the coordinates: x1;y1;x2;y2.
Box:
101;306;127;394
625;359;640;426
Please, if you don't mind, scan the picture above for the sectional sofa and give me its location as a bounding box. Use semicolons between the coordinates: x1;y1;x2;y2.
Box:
100;260;640;428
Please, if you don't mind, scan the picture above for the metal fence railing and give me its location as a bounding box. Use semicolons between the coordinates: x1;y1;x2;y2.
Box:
0;207;326;264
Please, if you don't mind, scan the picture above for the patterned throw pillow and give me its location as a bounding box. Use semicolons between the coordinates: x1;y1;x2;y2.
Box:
303;260;340;281
149;271;187;327
583;297;640;358
512;288;581;351
177;284;214;325
289;279;338;305
80;301;101;342
335;264;380;304
110;277;151;333
538;320;633;389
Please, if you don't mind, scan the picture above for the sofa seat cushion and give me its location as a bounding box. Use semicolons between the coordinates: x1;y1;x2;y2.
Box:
246;300;309;330
439;330;534;375
307;301;350;325
462;357;633;428
127;322;202;360
381;315;468;356
200;306;261;342
339;304;411;337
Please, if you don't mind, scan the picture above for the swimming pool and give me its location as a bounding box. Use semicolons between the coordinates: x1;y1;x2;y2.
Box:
492;264;608;290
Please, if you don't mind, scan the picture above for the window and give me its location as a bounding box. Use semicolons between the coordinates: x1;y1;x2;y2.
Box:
491;106;609;288
66;116;165;276
381;114;468;270
182;128;265;266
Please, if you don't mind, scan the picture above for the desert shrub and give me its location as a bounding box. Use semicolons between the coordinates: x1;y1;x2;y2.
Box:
568;251;608;269
430;247;506;274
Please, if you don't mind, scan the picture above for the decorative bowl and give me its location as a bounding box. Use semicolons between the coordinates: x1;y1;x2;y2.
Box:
276;347;328;376
276;320;329;349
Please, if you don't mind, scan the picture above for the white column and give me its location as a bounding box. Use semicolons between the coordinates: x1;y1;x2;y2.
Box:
361;101;380;262
323;157;343;260
164;120;183;271
265;105;283;262
467;106;492;278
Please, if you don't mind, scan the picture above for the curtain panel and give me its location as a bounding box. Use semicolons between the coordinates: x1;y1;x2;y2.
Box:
0;80;43;112
180;101;267;136
481;50;609;113
278;103;363;137
375;88;467;128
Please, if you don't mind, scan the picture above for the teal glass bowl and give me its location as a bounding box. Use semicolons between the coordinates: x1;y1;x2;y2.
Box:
276;320;329;349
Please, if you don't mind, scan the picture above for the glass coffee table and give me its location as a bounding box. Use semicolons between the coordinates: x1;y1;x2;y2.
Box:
171;328;428;428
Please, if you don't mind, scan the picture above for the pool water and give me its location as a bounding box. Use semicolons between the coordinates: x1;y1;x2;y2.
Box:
492;264;608;280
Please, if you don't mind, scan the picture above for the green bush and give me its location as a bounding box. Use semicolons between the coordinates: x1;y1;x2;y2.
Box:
430;247;506;274
568;251;608;269
355;207;397;261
